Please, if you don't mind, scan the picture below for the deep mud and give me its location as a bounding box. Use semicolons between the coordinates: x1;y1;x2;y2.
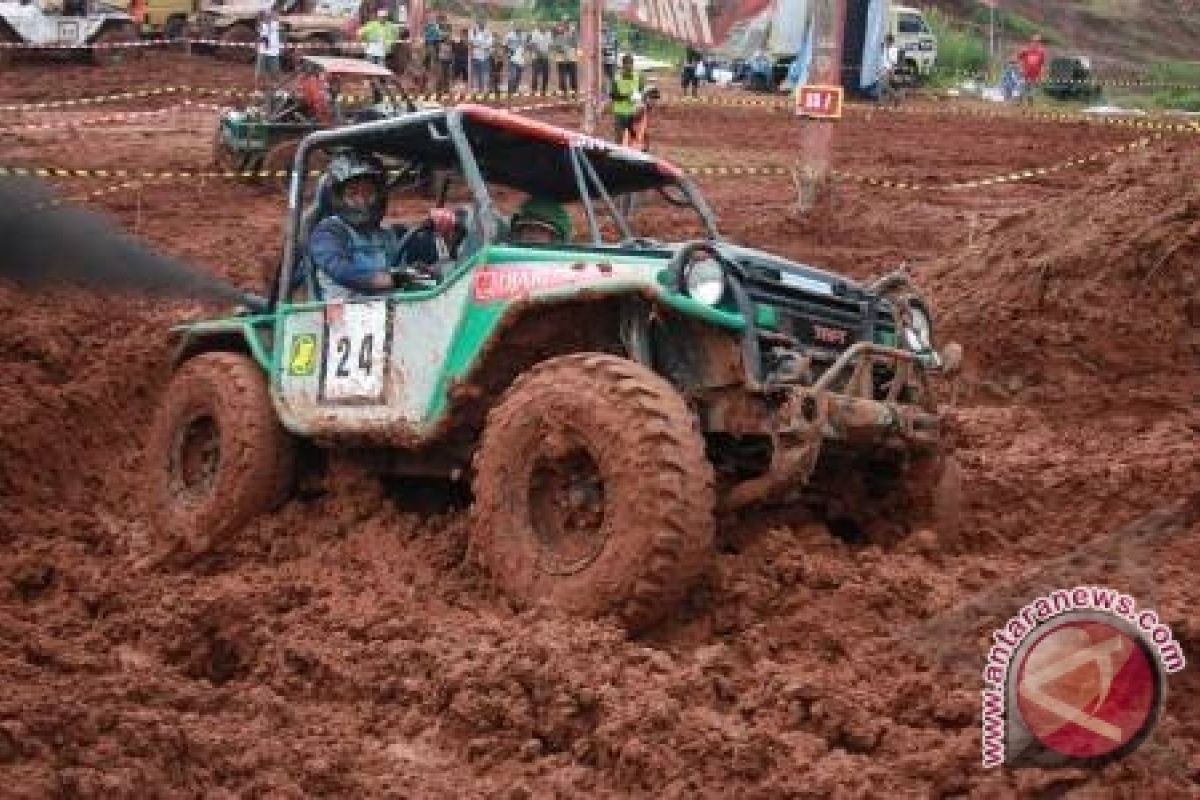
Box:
1;54;1198;797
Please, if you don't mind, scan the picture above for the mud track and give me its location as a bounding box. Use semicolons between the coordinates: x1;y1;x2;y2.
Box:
1;55;1197;797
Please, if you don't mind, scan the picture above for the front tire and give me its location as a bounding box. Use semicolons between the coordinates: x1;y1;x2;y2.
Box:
146;353;295;561
470;353;715;633
91;25;141;66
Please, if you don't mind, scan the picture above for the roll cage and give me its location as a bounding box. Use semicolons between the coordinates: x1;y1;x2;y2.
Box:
274;105;719;308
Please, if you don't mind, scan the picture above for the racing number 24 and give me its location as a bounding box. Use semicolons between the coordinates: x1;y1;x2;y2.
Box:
334;333;374;378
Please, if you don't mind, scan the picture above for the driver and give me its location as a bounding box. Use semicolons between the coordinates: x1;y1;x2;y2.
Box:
306;152;460;299
509;196;572;244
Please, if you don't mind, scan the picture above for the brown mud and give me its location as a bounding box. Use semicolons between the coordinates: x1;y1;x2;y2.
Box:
1;57;1197;797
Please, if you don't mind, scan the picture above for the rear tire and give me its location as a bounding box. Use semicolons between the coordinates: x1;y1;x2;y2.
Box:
146;353;295;562
261;139;299;194
216;23;256;63
470;353;715;633
91;25;141;66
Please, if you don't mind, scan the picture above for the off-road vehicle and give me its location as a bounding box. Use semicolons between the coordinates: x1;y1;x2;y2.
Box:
149;106;962;631
212;55;420;187
0;0;141;66
189;0;351;63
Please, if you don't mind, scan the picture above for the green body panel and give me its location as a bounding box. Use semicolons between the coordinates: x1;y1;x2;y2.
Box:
173;243;906;441
172;316;275;369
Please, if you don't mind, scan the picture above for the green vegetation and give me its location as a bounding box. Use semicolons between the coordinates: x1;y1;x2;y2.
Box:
924;8;988;84
1148;61;1200;111
967;7;1060;45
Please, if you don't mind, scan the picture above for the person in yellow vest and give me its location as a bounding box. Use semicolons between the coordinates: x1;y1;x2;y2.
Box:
359;9;399;65
609;53;645;144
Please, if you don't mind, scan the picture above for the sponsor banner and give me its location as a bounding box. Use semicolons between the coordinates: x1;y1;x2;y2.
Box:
471;261;632;303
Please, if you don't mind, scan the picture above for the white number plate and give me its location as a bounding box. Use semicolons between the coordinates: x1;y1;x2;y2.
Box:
322;300;388;402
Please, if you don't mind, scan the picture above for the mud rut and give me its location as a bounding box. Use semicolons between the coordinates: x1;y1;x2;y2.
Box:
0;55;1197;797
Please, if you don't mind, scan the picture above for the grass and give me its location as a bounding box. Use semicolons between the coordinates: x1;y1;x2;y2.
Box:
1148;62;1200;111
924;8;989;84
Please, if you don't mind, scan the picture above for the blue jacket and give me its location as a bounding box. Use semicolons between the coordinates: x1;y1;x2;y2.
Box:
308;216;399;300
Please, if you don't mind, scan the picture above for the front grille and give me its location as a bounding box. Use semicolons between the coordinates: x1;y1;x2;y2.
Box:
738;263;892;352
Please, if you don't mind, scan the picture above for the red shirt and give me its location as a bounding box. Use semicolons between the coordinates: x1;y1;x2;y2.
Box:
1017;44;1047;81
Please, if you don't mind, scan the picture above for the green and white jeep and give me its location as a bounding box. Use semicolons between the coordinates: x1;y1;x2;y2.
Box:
149;105;963;630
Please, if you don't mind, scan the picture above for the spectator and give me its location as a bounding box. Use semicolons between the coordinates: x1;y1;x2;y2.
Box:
505;23;528;95
256;8;281;87
452;28;469;89
436;22;455;94
878;32;900;106
469;19;493;93
359;9;398;65
1000;59;1022;101
552;18;578;93
423;13;444;73
610;52;645;143
1016;33;1048;103
488;38;506;95
530;22;552;94
602;25;617;92
681;46;701;97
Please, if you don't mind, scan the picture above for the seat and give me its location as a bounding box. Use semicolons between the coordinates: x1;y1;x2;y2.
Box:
290;175;335;301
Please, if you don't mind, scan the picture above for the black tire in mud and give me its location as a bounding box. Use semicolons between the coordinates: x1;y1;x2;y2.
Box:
216;23;257;63
470;353;715;633
146;353;295;562
261;139;299;194
91;26;142;67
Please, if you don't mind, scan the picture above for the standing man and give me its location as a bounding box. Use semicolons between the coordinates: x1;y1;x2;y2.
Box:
469;18;493;94
1016;33;1048;104
255;7;281;88
422;13;444;73
609;52;644;144
877;33;900;106
681;46;701;97
552;17;578;93
436;20;455;94
505;23;528;95
601;24;617;93
530;22;552;94
359;8;398;66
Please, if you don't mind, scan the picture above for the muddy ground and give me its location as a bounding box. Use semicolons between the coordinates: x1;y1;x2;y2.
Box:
1;54;1198;798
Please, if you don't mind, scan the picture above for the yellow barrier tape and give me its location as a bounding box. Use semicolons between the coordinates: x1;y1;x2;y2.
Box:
0;85;581;113
5;133;1156;188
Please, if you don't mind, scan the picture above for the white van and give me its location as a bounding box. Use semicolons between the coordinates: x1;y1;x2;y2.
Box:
891;4;937;76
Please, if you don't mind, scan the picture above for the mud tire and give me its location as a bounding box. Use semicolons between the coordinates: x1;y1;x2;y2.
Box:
146;353;295;562
471;353;715;633
261;139;299;194
211;126;238;171
91;25;141;67
216;23;257;64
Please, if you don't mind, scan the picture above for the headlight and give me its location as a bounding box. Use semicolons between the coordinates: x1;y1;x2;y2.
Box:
685;257;725;306
903;304;933;352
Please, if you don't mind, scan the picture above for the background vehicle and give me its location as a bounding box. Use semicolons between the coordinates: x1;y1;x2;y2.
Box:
0;0;140;65
212;55;416;186
151;106;962;632
189;0;357;63
890;3;936;81
1042;54;1102;100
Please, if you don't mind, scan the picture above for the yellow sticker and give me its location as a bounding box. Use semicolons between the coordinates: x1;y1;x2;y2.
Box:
288;333;318;376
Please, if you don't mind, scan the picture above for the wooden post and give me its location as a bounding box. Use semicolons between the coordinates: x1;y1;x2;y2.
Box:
579;0;602;134
796;0;845;211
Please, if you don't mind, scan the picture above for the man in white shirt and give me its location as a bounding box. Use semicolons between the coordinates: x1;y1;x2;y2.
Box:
879;33;901;106
529;23;552;94
256;8;282;86
504;24;528;95
469;20;493;93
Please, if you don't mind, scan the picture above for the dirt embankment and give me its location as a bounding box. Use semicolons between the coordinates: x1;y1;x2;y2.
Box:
1;59;1197;797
